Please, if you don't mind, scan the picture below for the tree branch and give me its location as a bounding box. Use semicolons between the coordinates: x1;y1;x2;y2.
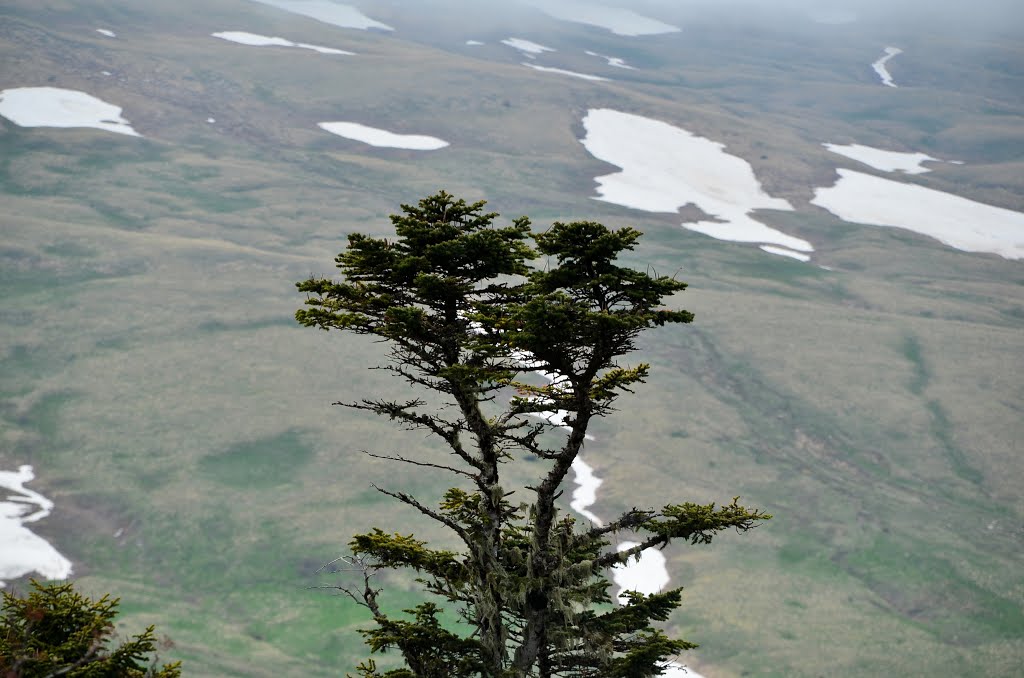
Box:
371;484;473;545
581;508;654;541
362;450;477;480
594;535;669;569
338;399;484;472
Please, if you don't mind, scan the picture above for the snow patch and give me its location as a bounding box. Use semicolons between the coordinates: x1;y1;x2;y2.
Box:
0;466;73;588
523;359;597;440
872;47;902;87
0;87;140;137
823;142;940;174
296;42;352;54
566;464;707;678
318;121;448;150
812;169;1024;259
465;40;484;46
613;541;669;603
212;31;353;54
761;245;811;261
659;662;707;678
96;28;116;37
247;0;393;31
585;50;634;69
527;0;680;36
523;63;609;81
502;37;555;57
214;31;292;47
471;319;701;678
570;458;603;526
580;109;812;252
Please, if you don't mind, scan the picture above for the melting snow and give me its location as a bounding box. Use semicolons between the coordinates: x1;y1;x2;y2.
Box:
247;0;393;31
507;344;707;677
527;0;680;36
0;466;73;588
823;142;940;174
567;463;707;678
659;662;707;678
570;458;604;526
523;63;609;81
521;358;597;440
812;169;1024;259
212;31;353;54
872;47;902;87
585;50;635;69
613;540;670;603
580;109;812;253
761;245;811;261
502;37;555;57
469;318;703;677
318;121;448;150
0;87;141;137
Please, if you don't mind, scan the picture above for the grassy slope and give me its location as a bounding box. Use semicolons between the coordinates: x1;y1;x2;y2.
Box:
1;1;1022;676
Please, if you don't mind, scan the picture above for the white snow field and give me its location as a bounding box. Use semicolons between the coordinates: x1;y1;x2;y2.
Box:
566;458;678;616
658;662;707;678
580;109;813;253
872;46;902;87
1;466;73;588
570;457;604;526
812;169;1024;259
523;63;609;81
96;28;116;37
760;245;811;262
520;357;598;440
527;0;680;36
466;319;593;439
585;51;635;69
317;121;448;149
612;540;670;604
477;322;705;677
247;0;393;31
212;31;353;54
0;87;141;137
612;543;707;677
563;433;706;678
501;37;554;57
823;142;939;174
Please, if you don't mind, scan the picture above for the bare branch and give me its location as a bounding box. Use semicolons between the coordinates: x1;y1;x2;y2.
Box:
310;555;385;619
362;450;477;480
337;399;484;472
371;483;472;545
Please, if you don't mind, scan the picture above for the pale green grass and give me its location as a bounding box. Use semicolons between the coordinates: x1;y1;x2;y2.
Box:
2;1;1022;676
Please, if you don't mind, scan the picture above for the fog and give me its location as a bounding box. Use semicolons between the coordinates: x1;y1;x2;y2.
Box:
374;0;1024;38
678;0;1024;33
572;0;1022;25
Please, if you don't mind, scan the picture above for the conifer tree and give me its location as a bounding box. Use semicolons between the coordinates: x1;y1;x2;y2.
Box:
297;192;769;678
0;580;181;677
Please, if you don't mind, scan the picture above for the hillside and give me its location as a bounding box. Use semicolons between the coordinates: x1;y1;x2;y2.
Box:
1;1;1022;676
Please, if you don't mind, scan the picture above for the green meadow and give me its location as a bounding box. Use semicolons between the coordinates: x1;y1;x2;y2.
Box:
1;1;1022;676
